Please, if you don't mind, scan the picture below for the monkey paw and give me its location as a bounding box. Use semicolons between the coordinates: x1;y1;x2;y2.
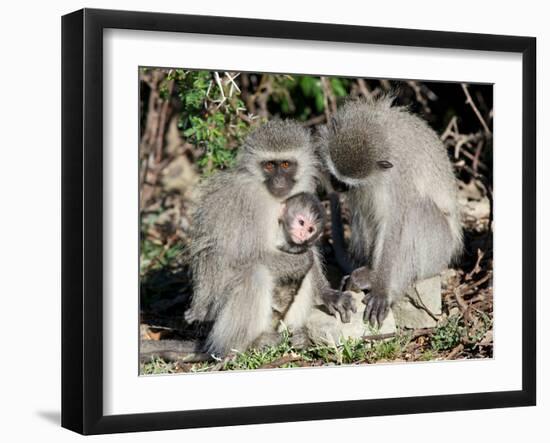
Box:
321;288;357;324
184;308;204;324
362;292;390;328
341;266;372;292
251;332;282;350
290;329;312;350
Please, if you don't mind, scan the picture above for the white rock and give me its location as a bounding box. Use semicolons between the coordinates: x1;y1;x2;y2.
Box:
306;291;396;346
306;275;443;346
392;275;442;329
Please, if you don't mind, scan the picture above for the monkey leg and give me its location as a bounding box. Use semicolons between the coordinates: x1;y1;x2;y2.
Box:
205;265;274;356
282;270;315;330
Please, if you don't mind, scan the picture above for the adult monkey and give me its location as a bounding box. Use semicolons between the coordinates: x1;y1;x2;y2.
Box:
320;96;463;327
185;120;356;356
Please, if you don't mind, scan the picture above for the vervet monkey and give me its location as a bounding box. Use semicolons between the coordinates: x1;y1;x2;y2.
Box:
319;96;463;327
185;120;356;356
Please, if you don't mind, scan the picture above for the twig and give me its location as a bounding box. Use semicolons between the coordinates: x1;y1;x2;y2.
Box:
363;327;435;342
225;72;241;93
453;287;470;322
320;76;337;122
461;84;492;135
357;79;372;98
406;80;431;113
407;290;440;322
259;354;303;369
440;116;458;141
447;343;464;360
302;114;326;127
155;79;174;163
466;248;485;280
472;139;484;173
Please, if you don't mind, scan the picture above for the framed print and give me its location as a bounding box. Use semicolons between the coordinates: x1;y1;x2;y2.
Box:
61;8;536;435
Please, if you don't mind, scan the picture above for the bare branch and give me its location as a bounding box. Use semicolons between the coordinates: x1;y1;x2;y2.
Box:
461;83;492;135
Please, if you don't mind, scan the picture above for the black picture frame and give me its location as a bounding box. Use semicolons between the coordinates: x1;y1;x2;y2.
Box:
61;8;537;435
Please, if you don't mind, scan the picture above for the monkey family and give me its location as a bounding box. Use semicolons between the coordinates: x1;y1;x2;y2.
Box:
185;96;463;356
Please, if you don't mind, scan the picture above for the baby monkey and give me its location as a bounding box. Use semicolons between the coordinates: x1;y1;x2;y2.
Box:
277;192;326;254
266;193;327;338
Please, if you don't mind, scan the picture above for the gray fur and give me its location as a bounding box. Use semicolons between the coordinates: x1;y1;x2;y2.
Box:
319;96;463;325
185;120;355;356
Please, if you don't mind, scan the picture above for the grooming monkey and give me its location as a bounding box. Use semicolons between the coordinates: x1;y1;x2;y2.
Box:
185;120;356;356
319;96;463;327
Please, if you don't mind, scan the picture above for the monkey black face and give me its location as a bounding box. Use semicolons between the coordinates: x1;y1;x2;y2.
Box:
328;140;394;184
261;160;298;198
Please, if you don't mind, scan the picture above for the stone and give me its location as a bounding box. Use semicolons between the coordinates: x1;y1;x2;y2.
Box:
392;275;442;329
305;274;443;346
306;291;396;346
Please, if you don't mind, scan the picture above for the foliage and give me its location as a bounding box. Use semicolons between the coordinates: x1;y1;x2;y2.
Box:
141;357;178;375
431;315;464;351
270;76;350;120
167;70;251;173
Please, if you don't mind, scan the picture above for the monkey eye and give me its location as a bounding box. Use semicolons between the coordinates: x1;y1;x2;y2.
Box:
263;162;275;172
281;161;290;169
298;219;305;226
308;227;314;233
377;160;394;169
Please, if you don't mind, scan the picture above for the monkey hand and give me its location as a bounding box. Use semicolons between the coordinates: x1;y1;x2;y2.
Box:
362;292;390;328
320;288;357;323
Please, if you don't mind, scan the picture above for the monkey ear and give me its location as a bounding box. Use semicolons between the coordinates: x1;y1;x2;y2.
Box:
377;160;394;169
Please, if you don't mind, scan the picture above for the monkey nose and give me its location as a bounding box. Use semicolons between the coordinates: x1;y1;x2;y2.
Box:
291;230;307;244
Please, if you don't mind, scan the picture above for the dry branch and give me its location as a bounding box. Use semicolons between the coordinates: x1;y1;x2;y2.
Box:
461;83;492;135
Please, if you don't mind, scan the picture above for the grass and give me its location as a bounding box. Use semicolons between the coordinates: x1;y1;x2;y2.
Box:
140;328;425;374
141;357;179;375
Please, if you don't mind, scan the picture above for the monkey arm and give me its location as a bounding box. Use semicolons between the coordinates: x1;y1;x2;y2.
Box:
362;210;411;327
362;198;452;327
266;249;314;282
311;251;357;323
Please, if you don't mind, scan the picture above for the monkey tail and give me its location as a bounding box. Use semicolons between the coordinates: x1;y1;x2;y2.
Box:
140;339;212;363
329;192;354;275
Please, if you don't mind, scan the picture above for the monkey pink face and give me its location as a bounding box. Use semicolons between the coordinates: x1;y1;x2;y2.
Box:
289;212;318;244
